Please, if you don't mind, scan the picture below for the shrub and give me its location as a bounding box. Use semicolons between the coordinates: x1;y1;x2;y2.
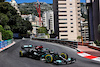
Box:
0;25;13;40
94;40;100;46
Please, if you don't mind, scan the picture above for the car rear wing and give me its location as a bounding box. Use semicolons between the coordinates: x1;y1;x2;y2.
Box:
21;45;33;49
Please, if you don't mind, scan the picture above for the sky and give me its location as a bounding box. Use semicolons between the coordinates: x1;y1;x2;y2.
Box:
6;0;86;4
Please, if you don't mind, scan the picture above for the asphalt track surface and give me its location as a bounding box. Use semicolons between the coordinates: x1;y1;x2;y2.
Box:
0;39;100;67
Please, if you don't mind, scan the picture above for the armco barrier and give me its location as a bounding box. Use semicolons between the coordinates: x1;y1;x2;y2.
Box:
32;38;78;49
0;39;12;49
32;38;99;50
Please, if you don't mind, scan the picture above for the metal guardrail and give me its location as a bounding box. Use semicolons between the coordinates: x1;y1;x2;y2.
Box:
0;39;12;49
32;38;100;51
32;38;78;49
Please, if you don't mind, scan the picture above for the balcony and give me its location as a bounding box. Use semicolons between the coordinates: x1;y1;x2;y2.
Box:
86;0;91;3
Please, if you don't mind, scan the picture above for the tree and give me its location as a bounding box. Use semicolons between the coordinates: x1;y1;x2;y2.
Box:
0;2;32;34
0;13;9;26
4;25;11;30
0;25;13;40
0;25;4;32
77;36;81;41
38;27;48;34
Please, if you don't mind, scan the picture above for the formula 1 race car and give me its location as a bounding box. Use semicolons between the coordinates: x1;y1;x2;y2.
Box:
19;45;76;65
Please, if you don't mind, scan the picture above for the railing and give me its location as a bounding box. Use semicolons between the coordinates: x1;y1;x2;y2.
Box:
0;39;12;49
32;38;96;50
32;38;78;49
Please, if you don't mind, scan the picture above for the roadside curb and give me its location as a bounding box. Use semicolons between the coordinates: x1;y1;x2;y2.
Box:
76;48;100;62
0;41;16;52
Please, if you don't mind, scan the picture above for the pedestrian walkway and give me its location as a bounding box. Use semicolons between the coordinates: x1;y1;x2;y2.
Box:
77;45;100;57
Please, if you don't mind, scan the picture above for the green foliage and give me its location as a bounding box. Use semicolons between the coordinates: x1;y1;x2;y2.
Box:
0;13;9;26
38;27;47;34
0;2;33;34
0;25;4;32
77;36;81;41
4;25;11;30
94;40;100;46
77;36;81;39
2;30;13;40
0;25;13;40
98;24;100;33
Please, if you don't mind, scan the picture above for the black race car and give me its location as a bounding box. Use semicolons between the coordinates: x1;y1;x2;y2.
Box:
19;45;76;64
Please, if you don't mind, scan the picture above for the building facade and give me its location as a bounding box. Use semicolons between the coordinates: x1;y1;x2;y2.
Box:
21;14;40;34
86;0;100;41
42;10;54;34
53;0;81;41
81;20;89;41
10;0;21;15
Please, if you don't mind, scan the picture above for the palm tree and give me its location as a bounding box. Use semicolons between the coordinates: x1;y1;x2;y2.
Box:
77;36;81;41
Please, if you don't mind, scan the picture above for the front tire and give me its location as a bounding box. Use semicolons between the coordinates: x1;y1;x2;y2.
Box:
60;52;68;59
45;54;53;63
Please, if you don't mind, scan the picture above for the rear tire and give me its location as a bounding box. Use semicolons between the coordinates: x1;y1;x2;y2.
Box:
19;50;27;57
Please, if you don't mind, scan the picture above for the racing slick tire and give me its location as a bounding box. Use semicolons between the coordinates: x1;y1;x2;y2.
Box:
19;50;27;57
60;53;68;59
45;54;53;63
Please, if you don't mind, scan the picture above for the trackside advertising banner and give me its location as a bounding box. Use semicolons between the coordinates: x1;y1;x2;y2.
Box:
0;39;12;49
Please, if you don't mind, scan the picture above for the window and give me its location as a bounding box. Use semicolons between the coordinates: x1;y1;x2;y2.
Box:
59;27;67;28
78;18;80;20
71;31;74;32
71;26;73;28
70;3;72;5
59;11;67;12
70;19;73;20
59;19;67;20
70;15;73;16
79;30;81;32
70;11;73;13
59;15;67;16
59;7;66;9
61;35;68;36
78;10;80;12
78;22;80;24
59;22;67;24
71;23;73;24
78;14;80;16
59;30;68;32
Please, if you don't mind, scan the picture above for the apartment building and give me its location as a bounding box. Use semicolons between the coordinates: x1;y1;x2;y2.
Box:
81;21;89;41
53;0;81;41
86;0;100;41
42;10;54;34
